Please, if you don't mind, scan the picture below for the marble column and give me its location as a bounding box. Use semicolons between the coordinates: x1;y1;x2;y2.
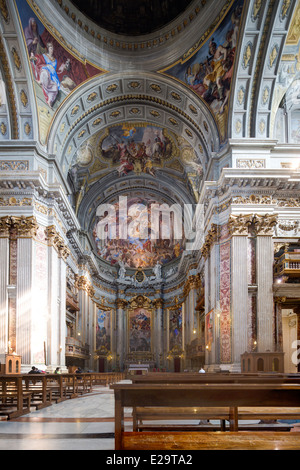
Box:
153;299;163;368
116;299;127;371
231;235;248;367
256;235;275;352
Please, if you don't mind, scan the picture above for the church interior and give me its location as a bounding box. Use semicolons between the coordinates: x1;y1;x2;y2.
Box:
1;0;300;452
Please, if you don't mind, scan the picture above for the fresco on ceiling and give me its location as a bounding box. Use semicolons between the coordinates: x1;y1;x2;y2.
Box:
100;124;174;176
15;0;105;144
129;308;151;353
272;1;300;143
160;0;244;143
69;124;204;213
169;306;183;351
96;309;111;353
93;196;183;269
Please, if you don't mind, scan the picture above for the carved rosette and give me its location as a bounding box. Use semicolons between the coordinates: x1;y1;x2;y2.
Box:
201;224;219;259
45;225;70;261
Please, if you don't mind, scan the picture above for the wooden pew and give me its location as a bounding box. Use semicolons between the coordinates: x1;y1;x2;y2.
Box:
110;382;300;450
131;373;300;431
23;375;53;409
0;376;32;419
122;431;300;450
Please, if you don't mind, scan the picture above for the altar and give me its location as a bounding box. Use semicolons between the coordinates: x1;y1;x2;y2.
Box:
127;364;150;375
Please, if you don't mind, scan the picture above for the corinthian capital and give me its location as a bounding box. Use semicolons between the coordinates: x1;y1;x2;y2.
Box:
9;216;38;238
228;214;252;236
252;214;278;236
0;216;12;237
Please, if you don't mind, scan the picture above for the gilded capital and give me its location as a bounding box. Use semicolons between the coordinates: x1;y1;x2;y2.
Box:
0;216;11;238
116;299;128;309
228;214;252;236
153;298;164;309
252;214;278;236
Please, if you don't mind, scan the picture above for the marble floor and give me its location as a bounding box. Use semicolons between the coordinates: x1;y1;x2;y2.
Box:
0;382;299;451
0;384;122;450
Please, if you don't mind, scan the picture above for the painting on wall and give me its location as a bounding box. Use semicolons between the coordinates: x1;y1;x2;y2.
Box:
96;309;111;352
129;308;151;352
93;195;184;268
100;124;174;177
161;0;244;142
169;306;183;351
15;0;105;143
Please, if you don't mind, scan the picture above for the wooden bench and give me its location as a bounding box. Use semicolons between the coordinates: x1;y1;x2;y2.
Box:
131;373;300;431
122;431;300;450
111;382;300;450
0;376;33;419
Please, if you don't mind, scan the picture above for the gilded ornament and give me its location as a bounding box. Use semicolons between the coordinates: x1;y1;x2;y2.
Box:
92;118;102;127
0;122;7;135
252;0;262;20
237;87;245;105
269;45;278;68
106;84;118;93
171;92;181;101
189;104;197;115
243;43;252;68
150;110;160;118
150;84;161;93
11;47;21;71
281;0;291;19
169;117;178;126
20;90;28;108
24;122;31;135
71;105;80;116
87;92;97;102
0;0;9;23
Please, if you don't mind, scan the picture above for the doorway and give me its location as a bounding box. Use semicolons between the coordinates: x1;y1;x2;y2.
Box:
174;357;181;373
